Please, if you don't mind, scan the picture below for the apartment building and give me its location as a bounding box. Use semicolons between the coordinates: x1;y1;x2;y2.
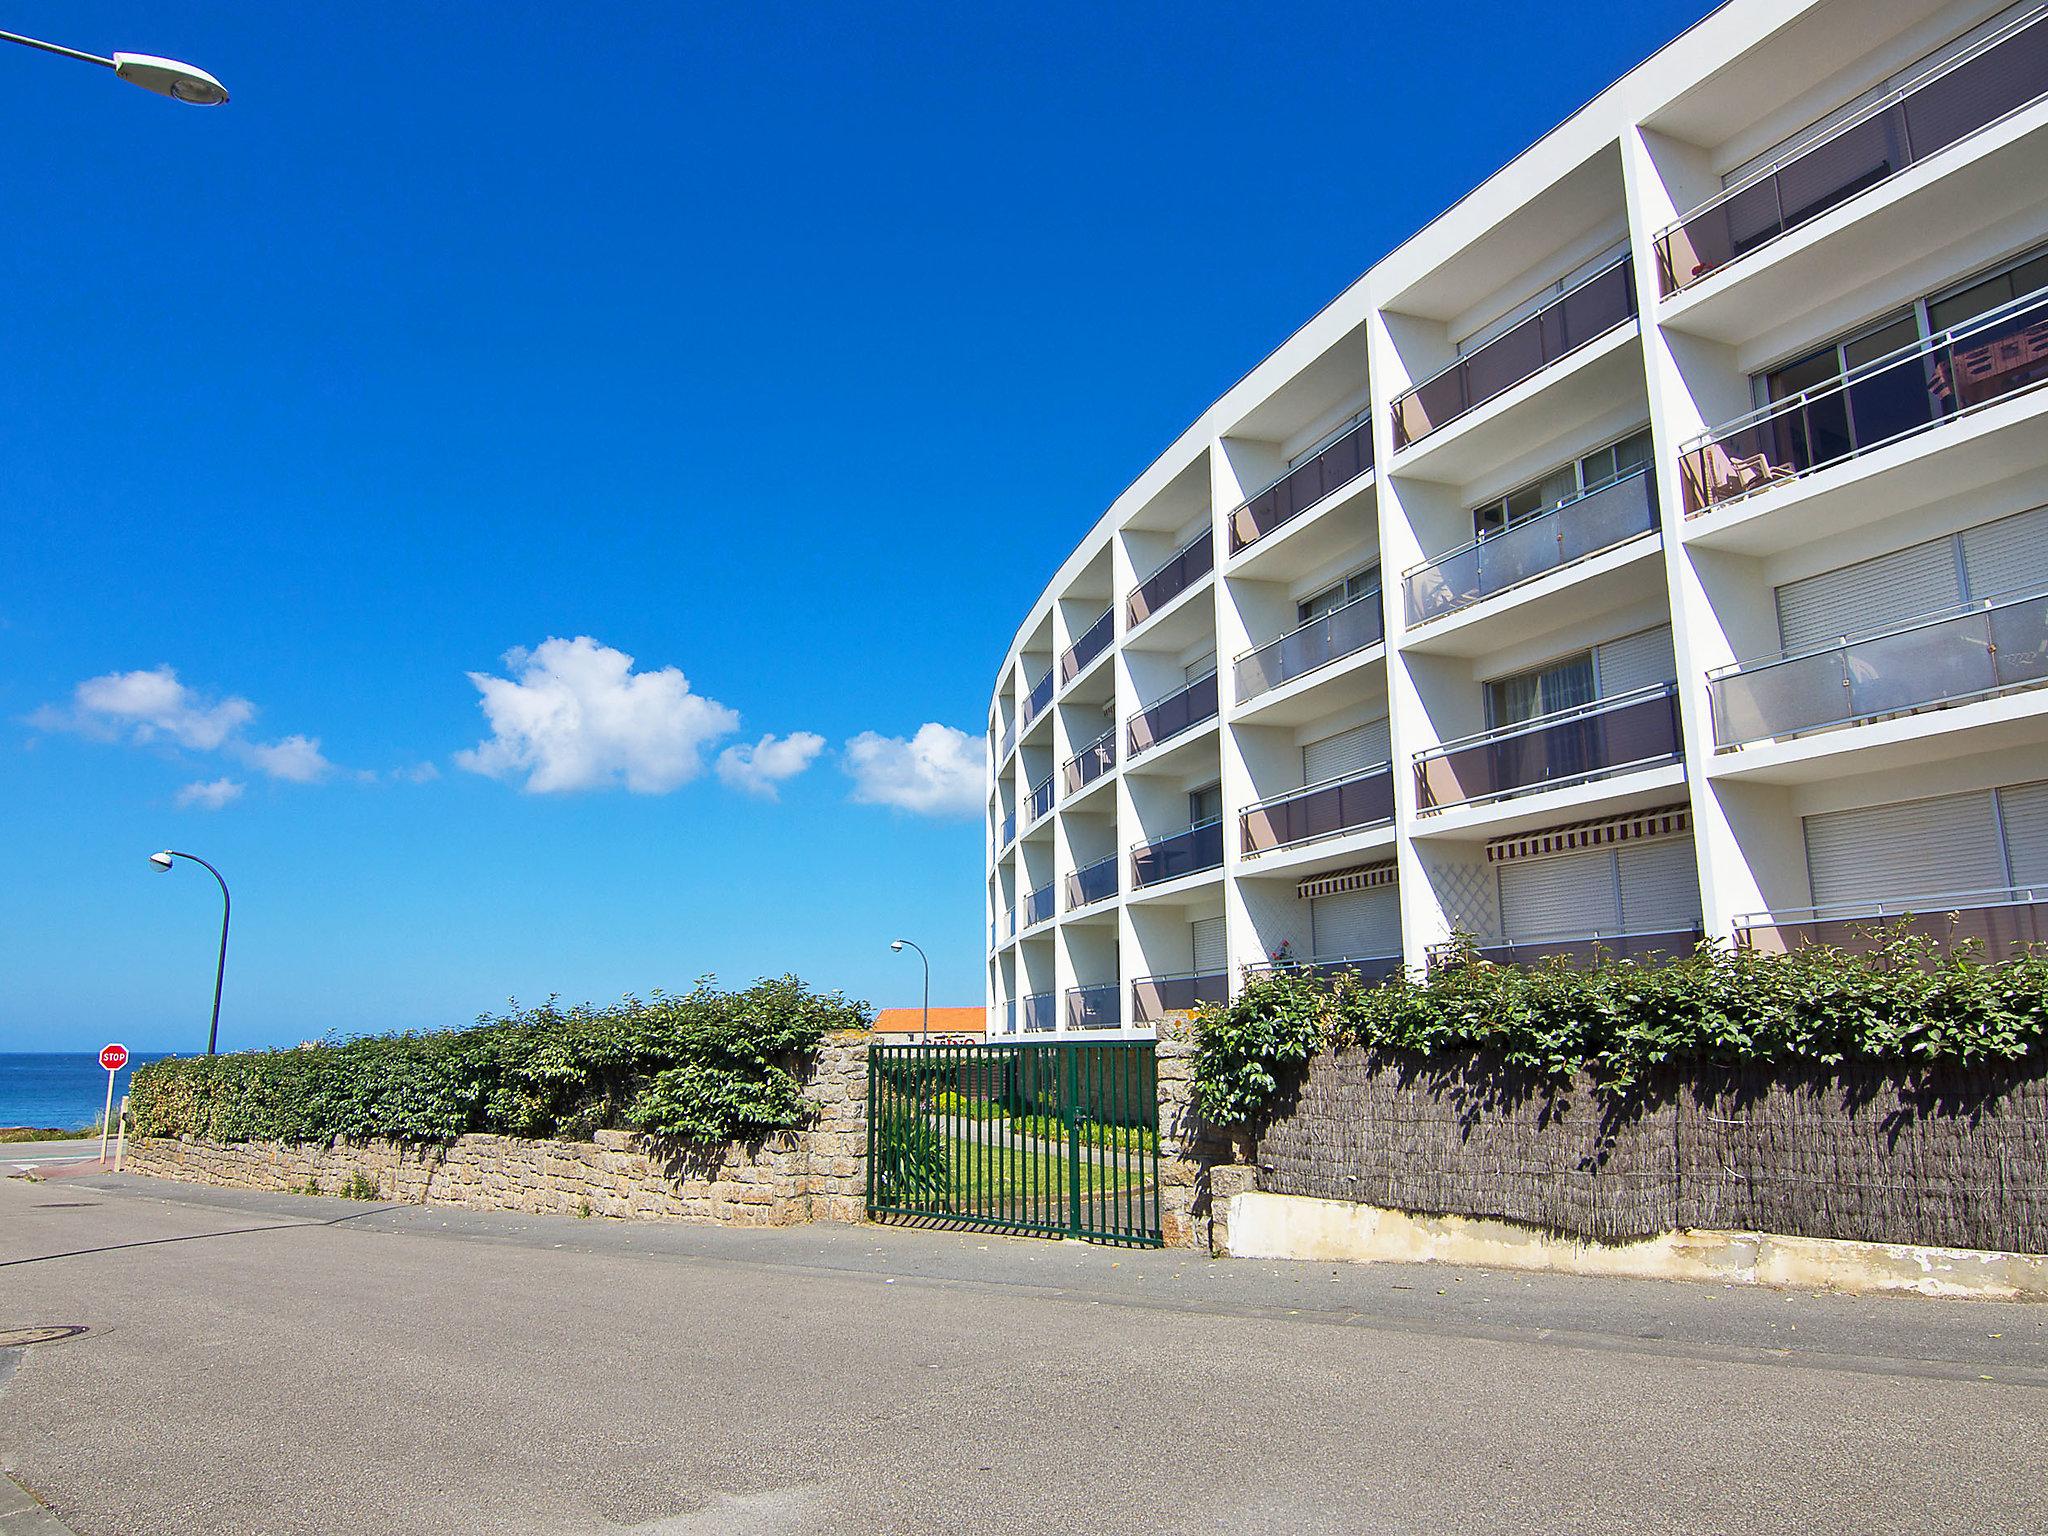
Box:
986;0;2048;1036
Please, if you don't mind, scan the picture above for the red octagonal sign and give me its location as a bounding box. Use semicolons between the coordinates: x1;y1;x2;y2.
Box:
99;1043;129;1072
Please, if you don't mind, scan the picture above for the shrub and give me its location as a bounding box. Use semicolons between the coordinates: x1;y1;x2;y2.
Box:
130;976;868;1147
1191;930;2048;1128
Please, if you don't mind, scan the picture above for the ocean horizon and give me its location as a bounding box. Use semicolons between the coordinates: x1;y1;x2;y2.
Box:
0;1051;178;1131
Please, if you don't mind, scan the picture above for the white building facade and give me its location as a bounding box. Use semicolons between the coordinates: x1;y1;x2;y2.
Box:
986;0;2048;1037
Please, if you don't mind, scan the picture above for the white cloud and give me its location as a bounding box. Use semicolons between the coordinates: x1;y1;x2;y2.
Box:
842;723;983;816
175;777;245;811
455;636;740;795
240;733;334;784
31;665;254;750
716;731;825;799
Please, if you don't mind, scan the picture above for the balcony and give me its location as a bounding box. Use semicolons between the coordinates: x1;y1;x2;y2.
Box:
998;811;1017;850
1024;880;1055;928
1390;257;1637;451
1240;765;1395;856
1679;285;2048;517
1066;852;1119;911
1735;886;2048;963
1228;416;1374;554
1021;991;1057;1032
1020;669;1055;729
1453;928;1702;967
1127;670;1219;758
1404;468;1658;626
1131;969;1229;1024
1060;608;1114;684
996;721;1014;763
1025;772;1056;826
1414;683;1682;812
1709;587;2048;747
1127;531;1214;628
1065;983;1121;1030
1234;590;1383;703
1654;12;2048;297
1005;999;1016;1034
1064;727;1116;797
1245;952;1403;987
1130;818;1224;890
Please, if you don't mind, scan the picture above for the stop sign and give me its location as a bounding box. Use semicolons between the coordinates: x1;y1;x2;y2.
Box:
100;1043;129;1072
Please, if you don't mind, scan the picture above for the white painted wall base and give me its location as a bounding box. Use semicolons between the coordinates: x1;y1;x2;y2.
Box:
1225;1190;2048;1302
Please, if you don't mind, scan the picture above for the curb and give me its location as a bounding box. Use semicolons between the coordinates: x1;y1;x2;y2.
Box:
1;1473;82;1534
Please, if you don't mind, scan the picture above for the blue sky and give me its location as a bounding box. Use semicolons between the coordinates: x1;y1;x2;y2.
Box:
4;0;1711;1054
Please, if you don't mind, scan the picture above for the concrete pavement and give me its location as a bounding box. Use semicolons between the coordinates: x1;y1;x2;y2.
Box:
1;1170;2043;1534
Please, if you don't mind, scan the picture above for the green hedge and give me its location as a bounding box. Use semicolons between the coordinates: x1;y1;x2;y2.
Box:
1192;931;2048;1127
130;976;868;1146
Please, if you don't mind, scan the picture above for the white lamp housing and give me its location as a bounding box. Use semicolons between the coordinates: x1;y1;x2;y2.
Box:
112;52;228;105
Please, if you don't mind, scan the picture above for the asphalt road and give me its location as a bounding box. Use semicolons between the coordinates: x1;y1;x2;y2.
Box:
2;1172;2044;1536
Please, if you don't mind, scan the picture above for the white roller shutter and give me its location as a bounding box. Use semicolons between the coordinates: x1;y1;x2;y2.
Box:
1616;839;1702;932
1499;850;1621;940
1309;887;1402;957
1802;790;2005;909
1191;916;1227;973
1961;506;2048;602
1302;718;1390;784
1996;781;2048;887
1593;626;1676;696
1775;540;1960;652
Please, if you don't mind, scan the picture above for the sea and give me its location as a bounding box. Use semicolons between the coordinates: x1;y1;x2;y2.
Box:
0;1052;177;1132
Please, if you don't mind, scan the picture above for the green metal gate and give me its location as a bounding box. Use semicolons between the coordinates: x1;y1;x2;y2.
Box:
865;1040;1161;1246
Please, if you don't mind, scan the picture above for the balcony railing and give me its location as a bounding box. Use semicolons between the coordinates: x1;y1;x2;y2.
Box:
1024;881;1055;928
1060;607;1114;685
1063;726;1116;797
1735;885;2048;964
1404;468;1658;626
1025;772;1056;825
1127;669;1219;757
996;721;1014;763
1450;928;1703;967
1709;586;2048;747
1233;590;1383;703
1680;285;2048;516
1240;765;1395;855
1414;683;1682;812
1130;817;1225;889
1005;999;1016;1035
1127;530;1214;628
1245;952;1404;987
1654;10;2048;296
1390;257;1637;451
1228;415;1374;553
998;811;1017;849
1020;669;1055;728
1065;983;1121;1030
1021;991;1057;1032
1066;852;1119;911
1131;969;1230;1024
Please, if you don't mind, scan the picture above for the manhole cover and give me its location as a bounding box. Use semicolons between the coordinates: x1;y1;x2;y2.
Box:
0;1326;87;1349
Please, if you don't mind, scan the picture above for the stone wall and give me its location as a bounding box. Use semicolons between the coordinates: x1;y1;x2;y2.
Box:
1154;1017;1247;1252
124;1032;870;1228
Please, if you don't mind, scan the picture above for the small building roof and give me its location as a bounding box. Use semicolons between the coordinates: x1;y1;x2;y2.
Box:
871;1006;985;1037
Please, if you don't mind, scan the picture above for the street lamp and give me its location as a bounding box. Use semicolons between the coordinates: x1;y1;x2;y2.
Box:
889;938;929;1042
0;28;228;104
148;850;232;1055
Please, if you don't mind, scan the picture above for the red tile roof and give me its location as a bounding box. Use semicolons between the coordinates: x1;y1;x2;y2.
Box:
871;1006;985;1037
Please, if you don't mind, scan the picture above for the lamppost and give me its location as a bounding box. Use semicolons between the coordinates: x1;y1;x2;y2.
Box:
889;938;929;1042
0;28;228;104
149;851;231;1055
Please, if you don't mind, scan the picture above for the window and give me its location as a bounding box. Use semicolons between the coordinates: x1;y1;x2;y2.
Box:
1296;564;1380;625
1471;428;1653;539
1486;652;1596;727
1188;782;1223;825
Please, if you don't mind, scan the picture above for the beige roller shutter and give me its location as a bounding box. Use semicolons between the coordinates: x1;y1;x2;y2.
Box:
1593;626;1676;696
1190;916;1227;974
1499;850;1621;940
1309;886;1402;957
1775;539;1960;652
1997;781;2048;887
1961;506;2048;603
1301;718;1390;784
1616;839;1702;933
1802;790;2005;908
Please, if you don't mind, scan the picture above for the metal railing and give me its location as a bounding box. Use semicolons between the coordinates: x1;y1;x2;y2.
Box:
1679;284;2048;516
1026;772;1055;825
1709;585;2048;746
1130;817;1224;889
1449;927;1703;967
1240;764;1395;855
1063;726;1116;797
1065;983;1122;1030
1060;607;1114;684
1654;9;2048;295
1131;969;1230;1023
996;722;1014;763
1390;256;1637;450
1127;669;1219;757
1020;991;1057;1031
1228;415;1374;553
1005;999;1016;1034
998;811;1017;849
1020;668;1055;728
1024;881;1055;928
1404;468;1658;626
1735;884;2048;962
1233;589;1383;702
1066;852;1119;911
1245;952;1404;986
1127;530;1215;628
1414;683;1682;812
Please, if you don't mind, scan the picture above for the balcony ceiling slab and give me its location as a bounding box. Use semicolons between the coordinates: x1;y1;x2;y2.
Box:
1228;646;1389;729
1232;822;1397;883
1706;687;2048;786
